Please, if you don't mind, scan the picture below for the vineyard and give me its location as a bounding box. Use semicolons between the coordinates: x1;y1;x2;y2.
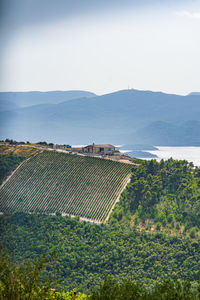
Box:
0;151;132;222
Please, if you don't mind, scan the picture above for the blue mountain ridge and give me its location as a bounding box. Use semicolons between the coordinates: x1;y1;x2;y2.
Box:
0;89;200;145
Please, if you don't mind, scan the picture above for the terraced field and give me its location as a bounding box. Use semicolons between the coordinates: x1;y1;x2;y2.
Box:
0;151;132;222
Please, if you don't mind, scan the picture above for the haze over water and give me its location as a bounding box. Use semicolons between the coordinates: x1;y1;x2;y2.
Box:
147;146;200;167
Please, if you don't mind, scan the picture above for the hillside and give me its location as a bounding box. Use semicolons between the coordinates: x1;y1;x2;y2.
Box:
1;212;199;293
0;151;132;222
0;142;42;185
0;146;200;294
1;89;200;145
0;141;41;157
110;158;200;238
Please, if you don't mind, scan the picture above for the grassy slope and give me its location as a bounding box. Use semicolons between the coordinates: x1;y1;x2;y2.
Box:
0;142;40;157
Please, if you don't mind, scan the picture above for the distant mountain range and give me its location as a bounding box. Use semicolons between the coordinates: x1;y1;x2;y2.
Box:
0;89;200;146
0;90;96;111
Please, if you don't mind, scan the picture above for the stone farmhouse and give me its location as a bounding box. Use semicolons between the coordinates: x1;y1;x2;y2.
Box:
71;143;120;156
83;143;119;155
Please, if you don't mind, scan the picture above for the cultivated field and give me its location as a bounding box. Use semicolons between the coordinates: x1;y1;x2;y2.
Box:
0;151;132;222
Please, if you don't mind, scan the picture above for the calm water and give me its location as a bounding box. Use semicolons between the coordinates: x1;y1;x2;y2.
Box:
147;146;200;167
74;145;200;166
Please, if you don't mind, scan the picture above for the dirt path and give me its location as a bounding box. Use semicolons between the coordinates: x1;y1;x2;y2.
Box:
61;212;102;225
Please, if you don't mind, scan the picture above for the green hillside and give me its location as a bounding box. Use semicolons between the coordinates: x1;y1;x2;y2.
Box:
110;158;200;237
1;212;199;293
0;151;132;222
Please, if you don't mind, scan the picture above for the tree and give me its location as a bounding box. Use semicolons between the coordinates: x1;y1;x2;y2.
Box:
0;248;52;300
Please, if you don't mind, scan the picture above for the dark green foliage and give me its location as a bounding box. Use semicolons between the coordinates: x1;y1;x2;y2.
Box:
90;276;147;300
0;248;53;299
36;141;48;145
1;250;199;299
190;227;198;239
5;138;18;145
91;275;200;300
112;158;200;232
1;213;200;293
0;153;25;185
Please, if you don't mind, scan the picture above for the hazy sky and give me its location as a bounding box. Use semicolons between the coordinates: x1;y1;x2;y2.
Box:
0;0;200;95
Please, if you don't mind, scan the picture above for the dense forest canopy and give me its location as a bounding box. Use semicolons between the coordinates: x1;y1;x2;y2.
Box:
0;213;199;293
110;159;200;238
1;248;200;299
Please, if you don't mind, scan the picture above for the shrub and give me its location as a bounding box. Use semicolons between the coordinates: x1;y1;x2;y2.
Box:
156;222;161;231
176;222;180;231
167;213;174;223
190;227;197;238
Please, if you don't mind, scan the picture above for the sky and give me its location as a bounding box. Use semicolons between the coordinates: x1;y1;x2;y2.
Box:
0;0;200;95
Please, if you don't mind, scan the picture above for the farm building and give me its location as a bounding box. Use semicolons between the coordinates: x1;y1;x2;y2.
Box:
83;143;120;155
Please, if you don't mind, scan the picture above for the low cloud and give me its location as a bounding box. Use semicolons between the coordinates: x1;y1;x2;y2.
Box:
176;10;200;19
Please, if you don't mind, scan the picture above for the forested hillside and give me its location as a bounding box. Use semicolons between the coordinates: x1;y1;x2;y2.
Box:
0;212;199;293
110;159;200;238
0;213;200;291
1;249;200;300
1;143;200;296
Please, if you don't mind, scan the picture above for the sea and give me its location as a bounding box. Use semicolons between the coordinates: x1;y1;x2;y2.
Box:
73;145;200;167
143;146;200;167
